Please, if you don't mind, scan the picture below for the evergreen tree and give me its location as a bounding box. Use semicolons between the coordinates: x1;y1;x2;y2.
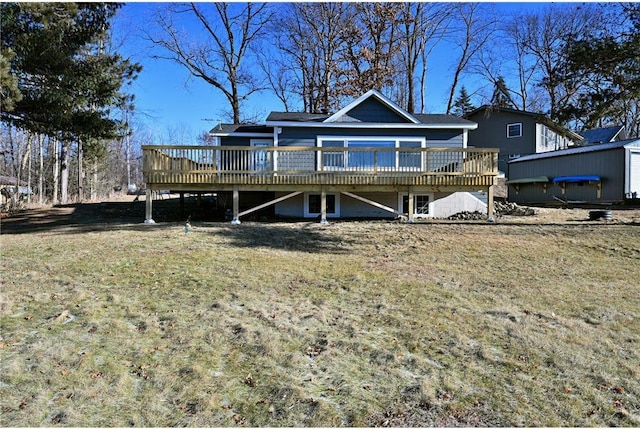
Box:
490;76;514;108
452;86;475;116
0;3;140;140
561;4;640;134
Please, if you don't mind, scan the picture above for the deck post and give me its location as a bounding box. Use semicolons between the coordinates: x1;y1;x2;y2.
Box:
320;189;328;224
232;185;241;224
487;183;495;220
144;189;155;224
407;189;415;223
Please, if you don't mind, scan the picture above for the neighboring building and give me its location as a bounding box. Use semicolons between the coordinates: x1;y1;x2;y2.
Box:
142;90;500;222
466;105;583;175
578;125;626;145
506;138;640;205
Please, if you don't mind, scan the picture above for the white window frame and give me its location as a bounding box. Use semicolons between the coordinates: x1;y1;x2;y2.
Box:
507;123;522;139
397;192;434;218
304;192;340;218
317;136;426;171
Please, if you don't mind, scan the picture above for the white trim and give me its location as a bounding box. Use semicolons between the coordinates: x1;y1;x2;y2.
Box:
626;148;640;196
304;192;340;218
209;132;273;138
507;122;523;138
398;192;434;218
324;89;421;124
265;121;477;130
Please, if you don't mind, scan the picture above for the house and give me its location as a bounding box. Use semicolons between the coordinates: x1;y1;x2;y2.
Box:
578;125;626;145
506;138;640;205
0;176;33;207
142;90;499;223
465;105;583;175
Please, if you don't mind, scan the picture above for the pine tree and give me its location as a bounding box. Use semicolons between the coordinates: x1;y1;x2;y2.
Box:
1;3;141;203
452;86;475;116
0;3;140;140
490;76;514;108
561;4;640;134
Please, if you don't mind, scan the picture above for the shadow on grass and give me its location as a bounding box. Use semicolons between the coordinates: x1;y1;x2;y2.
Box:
1;200;163;235
208;222;355;254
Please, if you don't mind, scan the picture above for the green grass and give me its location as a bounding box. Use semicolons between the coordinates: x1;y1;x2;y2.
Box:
1;220;639;426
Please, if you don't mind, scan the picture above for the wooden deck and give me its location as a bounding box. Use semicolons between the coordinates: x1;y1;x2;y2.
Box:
141;145;499;223
143;145;499;191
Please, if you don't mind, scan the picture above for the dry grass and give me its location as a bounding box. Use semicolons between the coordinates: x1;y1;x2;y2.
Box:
1;205;639;426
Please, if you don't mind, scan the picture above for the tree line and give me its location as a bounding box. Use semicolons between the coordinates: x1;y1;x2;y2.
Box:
1;2;639;207
148;2;639;134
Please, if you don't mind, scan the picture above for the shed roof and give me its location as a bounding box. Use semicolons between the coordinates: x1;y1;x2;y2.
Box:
578;125;625;144
209;123;273;135
509;138;640;163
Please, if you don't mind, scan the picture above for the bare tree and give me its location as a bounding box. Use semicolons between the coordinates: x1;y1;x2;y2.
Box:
343;3;402;96
516;4;601;122
147;2;272;123
397;3;452;113
445;3;496;114
272;2;354;113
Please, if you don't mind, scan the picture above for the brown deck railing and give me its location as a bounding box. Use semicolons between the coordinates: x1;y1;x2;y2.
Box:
143;145;498;187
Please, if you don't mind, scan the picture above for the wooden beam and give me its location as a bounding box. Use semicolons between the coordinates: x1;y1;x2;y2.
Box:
320;189;328;224
144;189;155;224
237;191;303;218
341;191;403;216
232;185;240;224
487;184;495;218
408;189;414;222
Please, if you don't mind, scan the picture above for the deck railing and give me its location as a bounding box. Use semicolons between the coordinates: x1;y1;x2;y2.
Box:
143;145;498;187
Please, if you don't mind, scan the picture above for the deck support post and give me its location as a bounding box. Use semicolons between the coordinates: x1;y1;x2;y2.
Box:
487;183;495;221
407;188;415;223
144;189;155;224
320;189;328;224
232;185;241;224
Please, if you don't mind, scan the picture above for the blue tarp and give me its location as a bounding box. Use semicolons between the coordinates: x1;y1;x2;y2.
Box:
552;175;600;183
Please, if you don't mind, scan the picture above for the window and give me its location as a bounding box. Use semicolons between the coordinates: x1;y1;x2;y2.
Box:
304;193;340;218
318;136;425;171
507;123;522;138
509;153;521;160
399;193;433;218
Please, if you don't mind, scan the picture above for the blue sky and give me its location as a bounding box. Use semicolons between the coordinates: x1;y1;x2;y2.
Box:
112;2;547;141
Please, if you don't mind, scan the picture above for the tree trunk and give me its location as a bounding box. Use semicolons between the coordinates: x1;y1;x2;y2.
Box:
77;138;83;202
38;134;44;204
60;140;69;205
53;137;59;205
91;160;98;201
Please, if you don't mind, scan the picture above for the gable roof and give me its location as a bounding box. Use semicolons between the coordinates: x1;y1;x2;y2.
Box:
466;105;583;142
579;125;625;144
324;89;420;124
265;90;477;129
509;138;640;163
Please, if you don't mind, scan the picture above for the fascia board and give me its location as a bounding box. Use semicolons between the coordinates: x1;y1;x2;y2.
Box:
208;132;274;137
265;121;477;130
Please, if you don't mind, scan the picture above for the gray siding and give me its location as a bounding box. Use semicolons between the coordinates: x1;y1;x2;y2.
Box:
508;148;626;204
220;137;253;146
467;110;538;174
336;97;409;123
